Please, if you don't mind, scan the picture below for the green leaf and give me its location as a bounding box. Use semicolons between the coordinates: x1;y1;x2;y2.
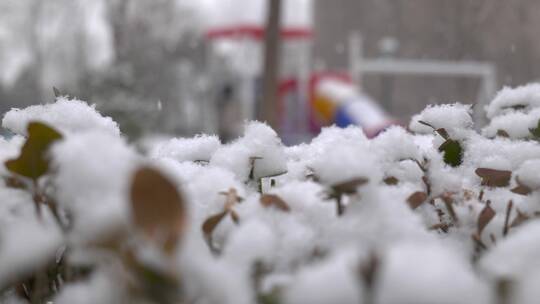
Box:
438;139;462;167
529;119;540;138
258;292;281;304
5;122;63;180
383;176;399;185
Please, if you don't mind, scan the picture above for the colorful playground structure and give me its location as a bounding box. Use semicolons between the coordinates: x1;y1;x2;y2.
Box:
279;72;396;139
202;0;395;142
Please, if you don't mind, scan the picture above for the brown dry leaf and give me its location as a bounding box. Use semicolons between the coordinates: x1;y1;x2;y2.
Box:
306;173;319;182
358;253;379;288
202;211;228;239
414;120;449;139
504;104;527;111
441;193;459;224
383;176;399;185
489;233;497;244
305;167;320;182
3;176;27;189
471;233;487;250
463;189;475;201
221;188;242;210
414;159;428;172
332;177;369;195
477;202;496;235
429;223;450;233
478;190;485;201
260;194;290;212
495;278;514;304
130;166;187;255
407;191;427;209
435;128;450;140
503;200;513;237
511;184;532;195
511;176;533;195
422;176;431;195
230;210;240;224
509;209;530;229
496;129;510;138
418;120;435;129
248;156;263;180
475;168;512;187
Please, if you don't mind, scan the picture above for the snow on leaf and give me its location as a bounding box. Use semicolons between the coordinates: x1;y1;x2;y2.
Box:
475;168;512;187
130;166;187;255
5;121;63;180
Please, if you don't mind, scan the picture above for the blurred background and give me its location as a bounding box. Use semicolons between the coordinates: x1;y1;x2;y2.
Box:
1;0;539;143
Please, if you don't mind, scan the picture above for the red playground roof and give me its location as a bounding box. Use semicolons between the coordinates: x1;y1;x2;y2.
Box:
205;24;313;40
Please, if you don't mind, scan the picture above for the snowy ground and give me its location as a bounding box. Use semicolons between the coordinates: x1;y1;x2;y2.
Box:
2;84;540;303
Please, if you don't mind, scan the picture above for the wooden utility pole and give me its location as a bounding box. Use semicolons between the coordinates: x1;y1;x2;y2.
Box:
258;0;282;130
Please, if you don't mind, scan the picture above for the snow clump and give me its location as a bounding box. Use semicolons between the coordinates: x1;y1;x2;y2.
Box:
1;85;540;303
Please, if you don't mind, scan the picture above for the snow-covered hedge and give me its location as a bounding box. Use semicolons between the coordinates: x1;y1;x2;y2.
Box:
2;85;540;303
